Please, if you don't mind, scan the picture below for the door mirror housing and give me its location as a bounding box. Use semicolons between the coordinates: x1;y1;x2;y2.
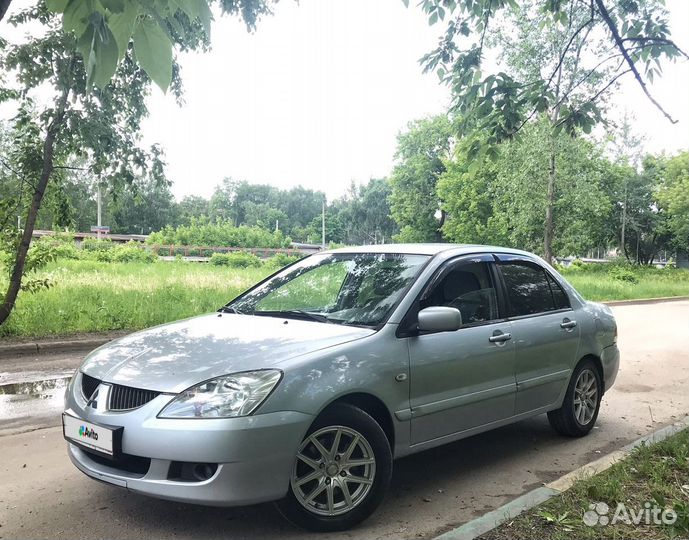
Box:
417;306;462;333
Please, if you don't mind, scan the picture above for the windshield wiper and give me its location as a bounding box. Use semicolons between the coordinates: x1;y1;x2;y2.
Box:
254;310;331;323
220;306;243;314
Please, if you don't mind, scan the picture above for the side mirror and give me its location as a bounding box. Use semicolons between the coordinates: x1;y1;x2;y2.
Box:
417;306;462;333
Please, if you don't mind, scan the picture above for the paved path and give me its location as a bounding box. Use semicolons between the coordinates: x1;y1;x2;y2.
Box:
1;301;688;539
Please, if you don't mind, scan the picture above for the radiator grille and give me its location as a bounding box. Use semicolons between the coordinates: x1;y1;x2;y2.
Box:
80;372;159;411
81;373;100;400
108;384;160;411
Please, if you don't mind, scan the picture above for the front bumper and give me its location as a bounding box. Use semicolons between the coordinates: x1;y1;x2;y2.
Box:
65;385;313;506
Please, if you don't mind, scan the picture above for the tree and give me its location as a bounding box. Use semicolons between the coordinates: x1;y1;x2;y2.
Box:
109;177;178;234
440;121;618;255
388;115;454;242
656;152;689;254
416;0;687;260
616;155;672;264
330;179;398;245
608;112;645;258
0;1;272;326
177;195;210;225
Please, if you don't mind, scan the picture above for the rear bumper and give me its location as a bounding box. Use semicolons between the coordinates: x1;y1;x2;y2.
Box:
601;343;620;393
65;391;313;506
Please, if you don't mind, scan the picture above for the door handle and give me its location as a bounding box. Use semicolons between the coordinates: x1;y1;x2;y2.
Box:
489;332;512;343
560;319;577;330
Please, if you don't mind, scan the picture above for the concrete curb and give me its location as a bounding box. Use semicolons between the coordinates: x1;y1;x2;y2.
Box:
0;333;126;359
602;295;689;307
434;414;689;540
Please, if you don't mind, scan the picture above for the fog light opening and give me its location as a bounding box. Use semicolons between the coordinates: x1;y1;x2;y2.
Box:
168;461;218;482
193;463;217;481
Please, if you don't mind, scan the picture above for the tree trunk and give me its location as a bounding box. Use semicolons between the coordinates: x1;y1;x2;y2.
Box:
0;85;69;326
544;143;556;264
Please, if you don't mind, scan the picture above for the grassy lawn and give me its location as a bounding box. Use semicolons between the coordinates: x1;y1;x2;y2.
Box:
0;260;272;338
0;259;687;339
562;267;689;302
480;428;689;540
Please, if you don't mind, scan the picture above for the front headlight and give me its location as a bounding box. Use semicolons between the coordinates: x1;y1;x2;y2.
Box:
158;370;282;419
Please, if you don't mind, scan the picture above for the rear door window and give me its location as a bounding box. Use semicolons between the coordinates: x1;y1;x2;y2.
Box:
499;262;555;317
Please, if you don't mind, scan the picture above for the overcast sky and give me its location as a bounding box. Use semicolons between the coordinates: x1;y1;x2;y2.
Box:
3;0;688;201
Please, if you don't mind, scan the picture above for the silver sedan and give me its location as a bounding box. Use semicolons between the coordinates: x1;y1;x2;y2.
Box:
63;244;619;531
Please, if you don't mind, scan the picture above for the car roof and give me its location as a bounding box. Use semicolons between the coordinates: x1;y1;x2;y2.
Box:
324;243;537;259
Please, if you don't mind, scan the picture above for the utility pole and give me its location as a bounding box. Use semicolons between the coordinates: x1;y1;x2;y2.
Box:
321;198;326;249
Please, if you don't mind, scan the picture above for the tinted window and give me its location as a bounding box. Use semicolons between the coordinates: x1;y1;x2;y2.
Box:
546;273;570;310
421;261;499;325
499;262;555;316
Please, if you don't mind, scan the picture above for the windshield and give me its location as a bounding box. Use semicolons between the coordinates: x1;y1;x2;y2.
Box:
227;253;430;327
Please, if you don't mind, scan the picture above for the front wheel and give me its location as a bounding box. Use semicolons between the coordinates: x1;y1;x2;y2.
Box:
275;403;392;532
548;358;602;437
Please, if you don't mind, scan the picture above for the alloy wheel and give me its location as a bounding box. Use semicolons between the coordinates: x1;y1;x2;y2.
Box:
573;368;598;425
291;425;376;516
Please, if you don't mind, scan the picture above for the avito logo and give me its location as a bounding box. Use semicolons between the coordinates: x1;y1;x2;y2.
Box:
78;425;99;440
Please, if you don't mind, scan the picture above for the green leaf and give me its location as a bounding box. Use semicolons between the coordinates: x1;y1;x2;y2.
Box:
109;1;139;60
62;0;92;37
133;17;173;92
401;0;409;6
92;26;120;88
45;0;69;13
101;0;125;13
196;0;213;37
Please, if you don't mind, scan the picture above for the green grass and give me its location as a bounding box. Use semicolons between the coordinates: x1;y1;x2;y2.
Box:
0;260;272;338
479;428;689;540
562;266;689;302
0;259;687;339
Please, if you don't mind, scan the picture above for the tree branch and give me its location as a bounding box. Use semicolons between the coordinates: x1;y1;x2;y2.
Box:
595;0;678;124
621;37;689;60
545;1;595;90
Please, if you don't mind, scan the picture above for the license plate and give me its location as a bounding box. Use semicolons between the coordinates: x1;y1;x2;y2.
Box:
62;413;122;458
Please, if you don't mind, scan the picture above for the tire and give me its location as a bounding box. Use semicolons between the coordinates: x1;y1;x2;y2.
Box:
275;403;392;532
548;358;603;437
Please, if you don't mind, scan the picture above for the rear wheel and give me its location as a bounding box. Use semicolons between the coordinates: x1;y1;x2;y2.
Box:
548;358;602;437
275;403;392;532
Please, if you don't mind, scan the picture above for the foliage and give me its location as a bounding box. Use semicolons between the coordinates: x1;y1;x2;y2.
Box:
265;252;302;268
389;115;454;242
108;177;178;234
209;251;262;268
147;219;290;248
206;178;325;241
44;0;275;92
328;179;398;245
607;264;639;284
440;120;618;255
657;152;689;252
416;0;687;156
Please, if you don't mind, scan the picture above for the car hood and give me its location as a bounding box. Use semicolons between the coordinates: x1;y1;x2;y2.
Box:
80;313;375;393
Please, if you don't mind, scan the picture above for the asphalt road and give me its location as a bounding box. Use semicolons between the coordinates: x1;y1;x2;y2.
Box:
1;300;688;539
